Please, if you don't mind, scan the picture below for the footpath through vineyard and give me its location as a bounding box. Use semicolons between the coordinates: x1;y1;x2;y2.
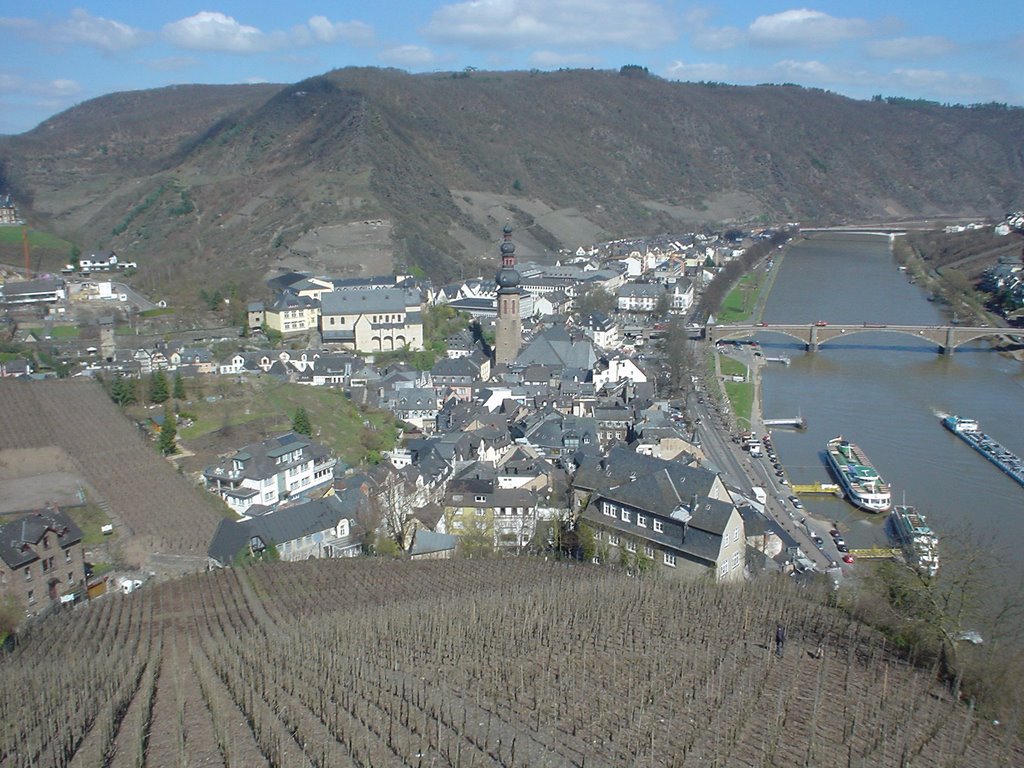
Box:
1;559;1020;767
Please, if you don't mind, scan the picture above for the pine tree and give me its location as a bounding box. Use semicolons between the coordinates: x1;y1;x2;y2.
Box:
292;406;312;437
110;375;136;406
149;370;169;404
158;403;177;455
172;371;186;400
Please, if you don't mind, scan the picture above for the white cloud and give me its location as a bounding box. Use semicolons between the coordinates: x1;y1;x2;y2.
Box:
888;68;1004;101
748;9;872;47
163;12;278;53
866;36;956;59
379;45;437;67
664;60;736;82
307;16;374;46
0;73;23;93
53;9;146;52
0;74;81;98
423;0;676;49
164;12;377;54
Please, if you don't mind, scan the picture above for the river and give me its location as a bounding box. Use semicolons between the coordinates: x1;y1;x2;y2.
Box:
757;233;1024;568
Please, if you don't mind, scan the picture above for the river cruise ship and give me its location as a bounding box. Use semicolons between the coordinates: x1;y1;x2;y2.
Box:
825;436;892;512
889;505;939;578
942;416;1024;487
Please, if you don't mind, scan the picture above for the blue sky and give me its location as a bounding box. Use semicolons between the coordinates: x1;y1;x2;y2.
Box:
1;1;1021;134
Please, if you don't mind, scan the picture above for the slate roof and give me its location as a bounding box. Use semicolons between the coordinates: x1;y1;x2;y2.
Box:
321;288;421;316
204;432;330;483
207;492;359;565
0;508;83;569
516;325;597;370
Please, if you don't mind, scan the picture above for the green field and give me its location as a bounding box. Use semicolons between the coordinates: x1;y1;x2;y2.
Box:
23;325;80;339
0;226;74;252
178;378;399;466
717;273;763;323
717;355;753;428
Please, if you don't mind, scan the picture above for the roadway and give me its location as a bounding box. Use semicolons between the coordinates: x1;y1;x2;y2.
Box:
691;341;843;574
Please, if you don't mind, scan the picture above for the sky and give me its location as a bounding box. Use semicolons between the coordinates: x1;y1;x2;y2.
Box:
0;1;1021;134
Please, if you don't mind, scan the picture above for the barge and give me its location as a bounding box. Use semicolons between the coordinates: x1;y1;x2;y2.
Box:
942;416;1024;487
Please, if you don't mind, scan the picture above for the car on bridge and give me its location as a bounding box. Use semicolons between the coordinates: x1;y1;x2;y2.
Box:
814;320;828;326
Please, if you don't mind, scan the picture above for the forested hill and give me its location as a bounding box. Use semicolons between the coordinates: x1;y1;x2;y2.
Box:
1;67;1022;298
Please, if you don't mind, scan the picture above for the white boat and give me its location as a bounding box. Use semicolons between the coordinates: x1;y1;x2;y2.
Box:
890;505;939;578
825;436;892;512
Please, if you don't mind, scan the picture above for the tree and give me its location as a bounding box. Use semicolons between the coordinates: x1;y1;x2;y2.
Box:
172;371;186;401
292;406;312;436
157;402;177;455
370;470;417;554
149;370;169;404
654;290;672;318
861;528;1024;700
575;286;616;316
110;375;136;406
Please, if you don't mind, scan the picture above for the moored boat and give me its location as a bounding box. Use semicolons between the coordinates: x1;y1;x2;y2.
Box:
825;436;892;512
889;505;939;578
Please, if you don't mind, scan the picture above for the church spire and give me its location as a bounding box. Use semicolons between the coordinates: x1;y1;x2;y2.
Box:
494;222;522;365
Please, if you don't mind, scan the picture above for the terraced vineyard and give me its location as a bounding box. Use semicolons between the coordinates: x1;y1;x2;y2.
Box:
0;379;221;569
1;559;1019;767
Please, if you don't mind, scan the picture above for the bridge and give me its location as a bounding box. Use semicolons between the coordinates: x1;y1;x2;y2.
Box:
709;322;1024;355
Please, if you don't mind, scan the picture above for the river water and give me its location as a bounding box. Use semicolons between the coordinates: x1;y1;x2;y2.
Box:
758;233;1024;563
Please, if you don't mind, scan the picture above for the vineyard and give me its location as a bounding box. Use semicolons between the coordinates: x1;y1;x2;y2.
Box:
1;558;1019;767
0;379;221;569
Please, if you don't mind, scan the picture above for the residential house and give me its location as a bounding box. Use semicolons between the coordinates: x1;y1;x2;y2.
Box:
207;492;361;567
574;448;744;581
616;283;666;313
444;471;540;550
264;291;320;336
320;288;424;353
431;354;490;400
577;312;620;349
0;277;67;308
0;506;85;616
203;432;337;516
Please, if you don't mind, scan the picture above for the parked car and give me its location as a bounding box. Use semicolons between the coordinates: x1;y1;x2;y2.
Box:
842;554;855;564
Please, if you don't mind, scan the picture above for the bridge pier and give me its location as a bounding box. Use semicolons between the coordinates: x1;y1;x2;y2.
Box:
807;325;818;352
940;326;955;355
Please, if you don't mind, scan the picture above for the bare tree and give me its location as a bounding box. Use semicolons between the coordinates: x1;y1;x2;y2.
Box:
370;468;418;554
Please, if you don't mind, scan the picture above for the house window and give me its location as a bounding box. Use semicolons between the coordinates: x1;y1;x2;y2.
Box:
663;552;676;567
644;544;654;558
733;527;740;543
732;552;741;570
603;501;616;517
475;509;486;516
625;540;637;553
609;534;619;547
474;495;487;503
65;549;72;563
27;590;34;605
68;572;74;585
620;509;631;523
24;567;31;581
653;519;664;533
637;515;647;528
42;535;49;549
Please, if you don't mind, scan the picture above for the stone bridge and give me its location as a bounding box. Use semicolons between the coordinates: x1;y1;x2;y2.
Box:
708;323;1024;355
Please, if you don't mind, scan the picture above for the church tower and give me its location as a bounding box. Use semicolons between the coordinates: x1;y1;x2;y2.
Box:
494;223;522;365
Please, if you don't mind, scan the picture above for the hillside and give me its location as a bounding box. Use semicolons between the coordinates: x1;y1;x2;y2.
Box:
1;68;1022;302
0;379;223;572
1;558;1020;766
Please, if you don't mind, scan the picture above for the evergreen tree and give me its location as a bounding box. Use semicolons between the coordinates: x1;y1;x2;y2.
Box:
110;375;136;406
149;370;169;404
172;371;186;400
292;406;312;436
158;403;177;455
